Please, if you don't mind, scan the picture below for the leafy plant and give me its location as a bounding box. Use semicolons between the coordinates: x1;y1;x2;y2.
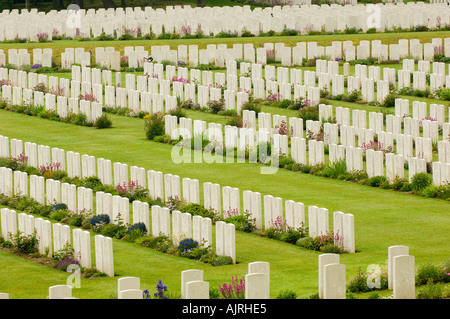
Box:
410;172;432;192
144;113;165;141
94;114;112;129
416;280;445;299
10;231;39;255
276;289;297;299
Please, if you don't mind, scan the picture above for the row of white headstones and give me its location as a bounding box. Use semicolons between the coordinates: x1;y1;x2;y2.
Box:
1;207;114;277
0;167;237;265
2;35;450;71
2;55;450;117
0;2;448;41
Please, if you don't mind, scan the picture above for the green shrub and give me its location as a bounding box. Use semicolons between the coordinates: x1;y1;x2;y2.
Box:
168;106;186;120
49;209;69;221
211;255;233;266
410;172;432;192
390;177;408;191
94;114;112;129
100;223;127;239
297;106;319;128
136;234;171;249
178;203;219;221
68;215;84;227
241;101;261;115
368;176;387;187
11;231;39;255
343;90;362;103
83;176;103;189
436;87;450;100
73;113;88;126
226;115;243;128
382;93;397;108
144;113;165;141
416;280;445;299
224;211;256;233
323;159;347;178
207;99;224;114
415;263;448;286
276;289;297;299
1;240;13;248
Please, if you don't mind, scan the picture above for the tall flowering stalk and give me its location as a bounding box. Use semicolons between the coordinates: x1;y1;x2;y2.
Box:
50;87;65;96
360;140;393;154
79;92;97;102
269;215;286;230
266;92;282;102
36;32;49;42
223;208;239;218
143;279;169;299
166;195;183;211
419;117;437;127
154;279;168;299
6;152;28;170
172;77;190;84
181;25;192;37
273;120;288;135
218;276;245;299
314;230;343;251
39;162;62;174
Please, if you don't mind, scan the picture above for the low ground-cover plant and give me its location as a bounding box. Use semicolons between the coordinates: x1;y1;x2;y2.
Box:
346;265;389;293
0;100;112;129
296;230;344;254
261;216;308;245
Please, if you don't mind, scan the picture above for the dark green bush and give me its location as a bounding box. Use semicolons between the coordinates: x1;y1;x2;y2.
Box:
211;255;233;266
178;203;219;221
368;176;387;187
100;223;127;239
382;93;397;108
11;231;39;255
94;114;112;129
224;211;256;233
417;280;446;299
226;115;243;128
241;101;261;115
410;172;432;192
168;107;186;120
276;289;297;299
49;209;69;221
207;99;224;114
144;113;165;141
297;106;319;128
